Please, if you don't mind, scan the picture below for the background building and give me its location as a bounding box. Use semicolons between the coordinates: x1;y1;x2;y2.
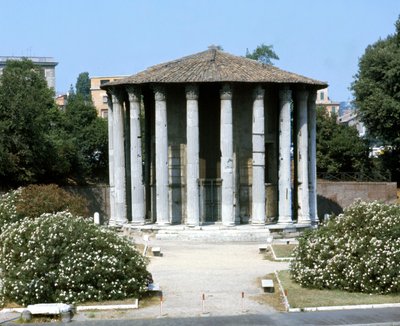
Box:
316;87;340;116
0;56;58;89
90;76;127;117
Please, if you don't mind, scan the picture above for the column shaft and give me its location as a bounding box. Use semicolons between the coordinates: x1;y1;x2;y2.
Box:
111;89;127;225
220;84;235;226
106;92;115;222
186;85;200;226
278;88;293;224
308;91;318;224
154;86;170;225
252;86;266;225
127;86;145;224
296;90;311;224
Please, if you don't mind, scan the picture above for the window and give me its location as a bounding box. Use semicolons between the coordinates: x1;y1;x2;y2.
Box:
102;95;108;103
320;92;325;101
100;79;110;85
101;110;108;119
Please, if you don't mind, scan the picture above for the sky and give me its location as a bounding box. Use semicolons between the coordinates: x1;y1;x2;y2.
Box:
1;0;399;101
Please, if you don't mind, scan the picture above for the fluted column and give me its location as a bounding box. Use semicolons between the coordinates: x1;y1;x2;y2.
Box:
110;88;127;225
278;88;293;224
186;85;200;226
296;90;311;224
106;91;116;223
154;85;170;225
308;91;318;224
127;86;145;224
252;85;266;225
220;84;235;226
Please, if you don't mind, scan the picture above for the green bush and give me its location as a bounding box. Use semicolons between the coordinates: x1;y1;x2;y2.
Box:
0;185;89;233
290;200;400;294
0;211;150;306
16;184;89;219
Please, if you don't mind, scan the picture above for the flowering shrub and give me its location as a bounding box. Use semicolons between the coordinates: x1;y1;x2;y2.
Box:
290;200;400;294
0;211;150;305
0;185;88;234
0;189;21;234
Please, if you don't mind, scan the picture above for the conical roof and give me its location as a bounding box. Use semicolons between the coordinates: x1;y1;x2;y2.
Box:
102;48;327;88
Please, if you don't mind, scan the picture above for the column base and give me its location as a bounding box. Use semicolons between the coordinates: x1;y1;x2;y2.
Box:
251;221;265;226
130;220;145;226
108;219;128;227
222;222;236;227
156;221;171;226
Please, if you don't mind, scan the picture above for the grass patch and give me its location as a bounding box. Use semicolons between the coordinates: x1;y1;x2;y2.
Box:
251;273;286;312
278;270;400;308
271;244;297;258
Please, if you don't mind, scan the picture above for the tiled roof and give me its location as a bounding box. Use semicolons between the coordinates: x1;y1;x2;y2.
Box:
102;48;327;88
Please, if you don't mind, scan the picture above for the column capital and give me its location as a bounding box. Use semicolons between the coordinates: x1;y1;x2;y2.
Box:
106;90;113;107
185;84;199;100
253;85;265;100
108;87;125;104
308;90;317;104
126;85;141;102
220;84;232;100
153;85;166;101
296;89;309;102
279;88;292;102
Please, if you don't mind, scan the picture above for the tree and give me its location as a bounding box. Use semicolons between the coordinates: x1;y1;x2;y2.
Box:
245;43;279;65
351;16;400;182
0;59;60;186
352;17;400;146
63;89;108;182
316;107;370;174
75;72;91;100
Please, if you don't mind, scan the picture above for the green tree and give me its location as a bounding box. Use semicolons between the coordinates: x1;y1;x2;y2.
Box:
351;16;400;183
63;91;108;182
75;72;91;100
316;107;370;174
245;43;279;65
0;60;60;186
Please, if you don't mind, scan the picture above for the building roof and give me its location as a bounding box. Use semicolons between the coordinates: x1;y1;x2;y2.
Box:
101;48;327;89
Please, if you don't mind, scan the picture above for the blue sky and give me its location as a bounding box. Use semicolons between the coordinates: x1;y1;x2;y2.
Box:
1;0;399;101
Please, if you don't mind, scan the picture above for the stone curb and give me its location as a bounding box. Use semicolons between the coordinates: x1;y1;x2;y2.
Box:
0;299;139;314
288;303;400;312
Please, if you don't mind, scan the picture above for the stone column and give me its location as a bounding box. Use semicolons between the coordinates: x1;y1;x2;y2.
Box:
220;84;235;226
296;90;311;224
186;85;200;226
154;85;170;225
111;88;127;225
252;85;266;225
278;88;293;224
127;86;145;224
308;91;318;224
106;91;116;223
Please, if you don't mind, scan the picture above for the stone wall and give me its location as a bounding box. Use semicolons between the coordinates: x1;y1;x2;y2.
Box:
317;181;398;218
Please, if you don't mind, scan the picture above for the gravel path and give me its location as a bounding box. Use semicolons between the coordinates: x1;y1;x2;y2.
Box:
144;240;289;318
